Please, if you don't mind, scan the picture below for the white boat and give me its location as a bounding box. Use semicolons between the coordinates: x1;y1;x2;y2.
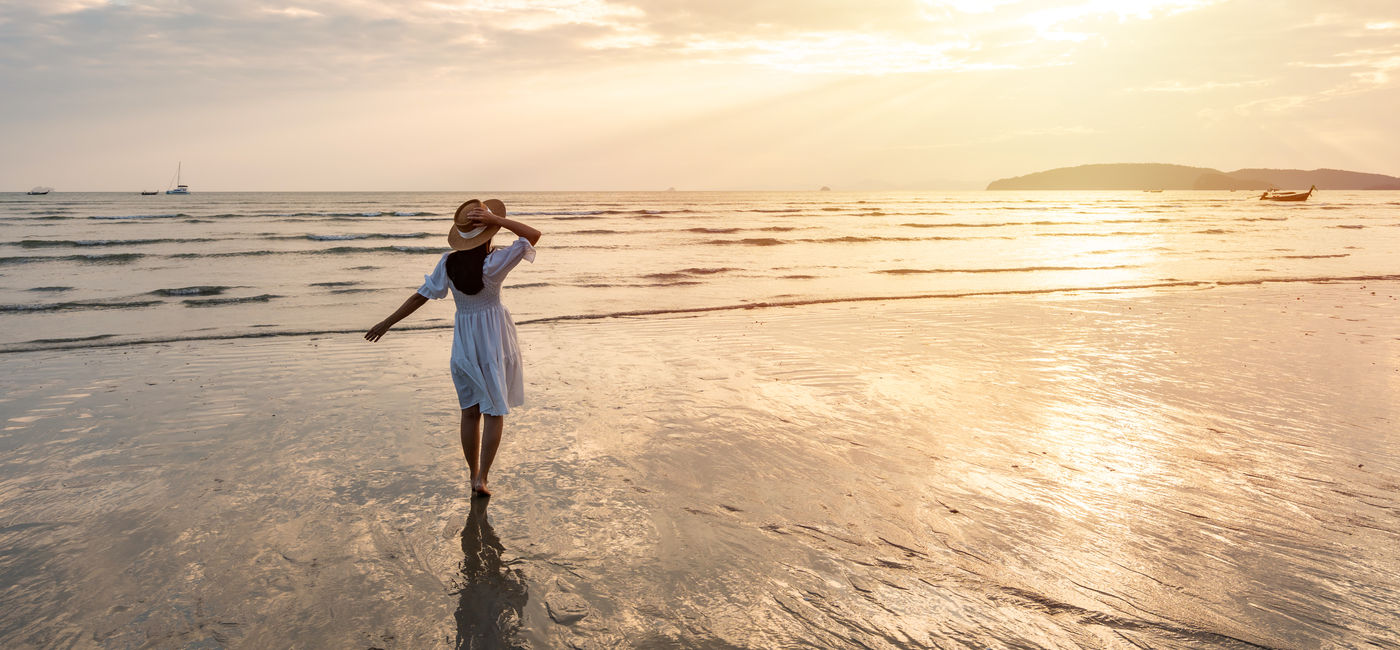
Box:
27;186;52;195
165;162;190;194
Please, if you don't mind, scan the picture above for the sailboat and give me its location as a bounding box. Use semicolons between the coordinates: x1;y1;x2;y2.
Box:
165;162;190;195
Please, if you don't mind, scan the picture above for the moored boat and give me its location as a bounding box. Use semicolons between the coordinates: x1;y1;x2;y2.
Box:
165;162;190;195
1260;185;1314;202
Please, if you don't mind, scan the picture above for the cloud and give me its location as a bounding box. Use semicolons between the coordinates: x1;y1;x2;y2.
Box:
424;0;642;31
1131;79;1271;93
0;0;1236;88
679;32;1006;75
263;7;322;18
1215;44;1400;116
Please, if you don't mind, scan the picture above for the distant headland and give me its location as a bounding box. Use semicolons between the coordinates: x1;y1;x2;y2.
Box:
986;163;1400;191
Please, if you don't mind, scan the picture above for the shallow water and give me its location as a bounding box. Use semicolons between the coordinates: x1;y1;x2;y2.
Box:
2;190;1397;351
2;280;1398;648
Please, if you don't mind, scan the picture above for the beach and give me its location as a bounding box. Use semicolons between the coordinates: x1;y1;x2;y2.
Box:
9;0;1400;644
3;277;1399;648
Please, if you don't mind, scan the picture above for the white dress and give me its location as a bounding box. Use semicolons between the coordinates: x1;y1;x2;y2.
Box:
417;237;536;415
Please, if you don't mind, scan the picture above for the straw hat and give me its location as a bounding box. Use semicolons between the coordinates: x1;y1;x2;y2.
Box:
448;199;505;250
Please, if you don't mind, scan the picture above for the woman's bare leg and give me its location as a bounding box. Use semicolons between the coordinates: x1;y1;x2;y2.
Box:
476;414;504;496
460;406;481;487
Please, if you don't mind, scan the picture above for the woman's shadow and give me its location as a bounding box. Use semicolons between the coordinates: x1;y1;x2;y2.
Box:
453;496;529;649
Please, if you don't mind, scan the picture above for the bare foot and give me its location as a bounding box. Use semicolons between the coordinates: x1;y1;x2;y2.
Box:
472;478;491;497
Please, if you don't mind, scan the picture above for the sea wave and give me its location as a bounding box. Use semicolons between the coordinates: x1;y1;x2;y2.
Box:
796;235;926;244
15;238;212;248
97;210;441;220
89;213;190;220
900;220;1098;229
876;265;1138;275
182;294;281;307
701;237;787;246
316;245;440;255
151;286;233;297
24;334;117;345
512;209;688;217
0;299;164;313
646;280;703;287
0;253;146;265
171;251;278;259
300;232;434;241
679;267;737;275
288;211;395;218
162;245;442;259
1034;231;1153;238
512;210;607;216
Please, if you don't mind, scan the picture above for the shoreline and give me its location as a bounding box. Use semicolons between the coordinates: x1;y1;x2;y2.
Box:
5;273;1399;355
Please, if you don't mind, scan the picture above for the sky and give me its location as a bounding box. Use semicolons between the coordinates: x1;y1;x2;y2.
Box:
2;0;1398;191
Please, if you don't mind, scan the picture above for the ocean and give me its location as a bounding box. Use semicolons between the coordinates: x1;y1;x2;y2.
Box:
2;190;1396;351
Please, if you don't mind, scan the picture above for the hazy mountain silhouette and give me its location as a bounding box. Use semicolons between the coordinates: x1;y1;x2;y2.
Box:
986;163;1400;190
1229;168;1400;190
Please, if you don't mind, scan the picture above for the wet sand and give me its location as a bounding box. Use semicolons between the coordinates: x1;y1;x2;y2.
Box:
2;280;1399;648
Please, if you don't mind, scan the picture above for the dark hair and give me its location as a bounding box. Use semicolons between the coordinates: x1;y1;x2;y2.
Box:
446;241;491;295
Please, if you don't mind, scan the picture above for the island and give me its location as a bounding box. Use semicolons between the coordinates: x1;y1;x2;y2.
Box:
986;163;1400;191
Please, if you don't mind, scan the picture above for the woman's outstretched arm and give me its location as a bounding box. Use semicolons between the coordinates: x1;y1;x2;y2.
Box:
365;292;428;342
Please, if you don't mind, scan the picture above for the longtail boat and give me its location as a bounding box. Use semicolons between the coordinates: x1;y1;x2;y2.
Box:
1260;185;1315;202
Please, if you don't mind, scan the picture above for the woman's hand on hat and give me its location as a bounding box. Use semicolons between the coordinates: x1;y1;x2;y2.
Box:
462;205;502;228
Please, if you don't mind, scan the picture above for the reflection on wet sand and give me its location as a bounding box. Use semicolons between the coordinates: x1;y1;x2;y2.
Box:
0;279;1397;647
454;497;528;649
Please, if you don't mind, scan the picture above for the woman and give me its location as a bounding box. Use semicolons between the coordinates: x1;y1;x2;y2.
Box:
365;198;541;497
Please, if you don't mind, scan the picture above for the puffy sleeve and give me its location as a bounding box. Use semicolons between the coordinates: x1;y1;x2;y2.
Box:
483;237;536;282
417;253;451;299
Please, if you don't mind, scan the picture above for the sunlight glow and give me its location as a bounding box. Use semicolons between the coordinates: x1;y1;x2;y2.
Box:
1020;0;1221;42
682;33;1008;75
